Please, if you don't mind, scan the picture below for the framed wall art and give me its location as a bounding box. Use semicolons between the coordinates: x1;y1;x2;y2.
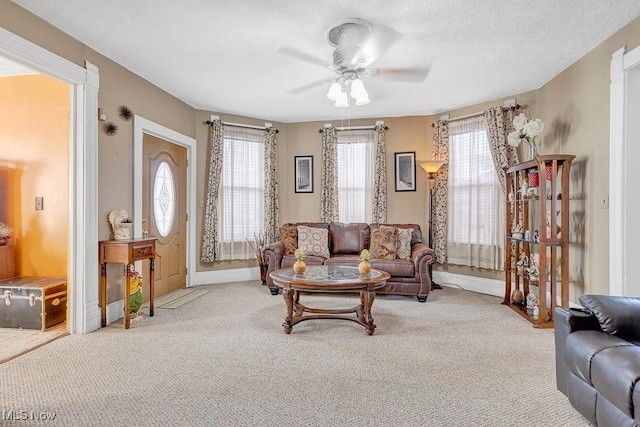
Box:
394;151;416;192
294;155;313;193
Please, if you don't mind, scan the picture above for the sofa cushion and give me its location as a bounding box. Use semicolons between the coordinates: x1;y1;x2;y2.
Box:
396;227;413;260
591;344;640;419
564;330;633;384
330;223;369;255
279;225;298;255
579;295;640;342
325;255;360;267
372;224;423;245
297;225;330;258
281;254;325;268
371;259;415;277
370;227;398;259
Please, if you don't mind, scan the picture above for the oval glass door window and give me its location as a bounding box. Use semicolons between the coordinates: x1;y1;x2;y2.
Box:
153;161;175;237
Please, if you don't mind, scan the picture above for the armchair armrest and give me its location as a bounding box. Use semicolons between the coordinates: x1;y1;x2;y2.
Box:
410;243;437;298
554;307;601;395
263;241;284;288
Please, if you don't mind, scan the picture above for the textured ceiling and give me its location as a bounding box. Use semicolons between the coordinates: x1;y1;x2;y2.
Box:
11;0;640;123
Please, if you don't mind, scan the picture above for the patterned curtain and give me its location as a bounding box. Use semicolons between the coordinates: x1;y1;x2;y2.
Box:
320;126;339;222
431;120;449;264
201;119;224;262
372;124;388;223
483;107;519;194
263;127;279;244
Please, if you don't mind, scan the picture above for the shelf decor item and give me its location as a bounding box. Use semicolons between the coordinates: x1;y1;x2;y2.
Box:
293;248;306;274
507;113;545;161
512;223;524;239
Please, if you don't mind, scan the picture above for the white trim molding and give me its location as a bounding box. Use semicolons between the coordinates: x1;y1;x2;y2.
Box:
433;271;503;297
0;28;99;334
609;45;640;296
133;116;197;287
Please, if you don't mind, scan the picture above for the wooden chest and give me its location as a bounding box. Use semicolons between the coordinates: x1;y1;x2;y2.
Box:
0;276;67;331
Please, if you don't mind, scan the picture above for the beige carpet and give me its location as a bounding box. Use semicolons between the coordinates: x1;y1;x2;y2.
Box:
152;287;210;309
0;325;68;364
0;282;589;426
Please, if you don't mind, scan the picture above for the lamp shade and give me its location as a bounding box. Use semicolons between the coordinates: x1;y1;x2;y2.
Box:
350;78;366;98
335;91;349;108
355;90;370;105
327;82;342;101
419;160;446;174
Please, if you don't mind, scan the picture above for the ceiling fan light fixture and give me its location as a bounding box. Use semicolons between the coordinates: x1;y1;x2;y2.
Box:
350;78;366;98
327;81;342;101
335;91;349;108
355;90;370;105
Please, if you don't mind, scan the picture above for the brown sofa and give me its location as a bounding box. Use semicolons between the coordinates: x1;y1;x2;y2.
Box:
262;222;437;302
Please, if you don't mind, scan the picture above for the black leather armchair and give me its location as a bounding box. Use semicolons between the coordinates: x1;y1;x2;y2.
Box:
555;295;640;426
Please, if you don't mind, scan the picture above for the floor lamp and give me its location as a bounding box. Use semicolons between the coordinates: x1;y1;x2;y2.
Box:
419;160;446;290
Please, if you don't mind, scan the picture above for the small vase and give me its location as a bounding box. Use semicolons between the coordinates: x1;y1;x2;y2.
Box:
0;237;7;246
293;260;306;275
358;260;372;275
528;141;539;160
528;171;539;187
511;289;524;305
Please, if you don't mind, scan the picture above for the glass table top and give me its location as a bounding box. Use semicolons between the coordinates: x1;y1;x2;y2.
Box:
276;265;383;282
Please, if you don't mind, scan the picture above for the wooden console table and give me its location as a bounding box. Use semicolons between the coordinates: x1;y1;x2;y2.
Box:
99;238;157;329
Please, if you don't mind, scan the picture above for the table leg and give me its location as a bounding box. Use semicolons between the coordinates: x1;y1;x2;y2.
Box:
364;290;377;335
100;263;107;327
149;257;155;317
124;264;131;329
282;287;294;334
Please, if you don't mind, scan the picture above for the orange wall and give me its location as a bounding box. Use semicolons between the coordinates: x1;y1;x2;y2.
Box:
0;74;70;276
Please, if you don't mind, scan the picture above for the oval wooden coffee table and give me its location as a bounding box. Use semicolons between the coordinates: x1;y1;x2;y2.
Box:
269;265;390;335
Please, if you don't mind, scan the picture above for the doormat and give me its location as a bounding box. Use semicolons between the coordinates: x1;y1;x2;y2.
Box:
0;327;68;364
151;288;210;309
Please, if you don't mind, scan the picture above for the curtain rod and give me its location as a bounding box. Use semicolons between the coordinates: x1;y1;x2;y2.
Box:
203;120;279;133
430;104;521;127
318;124;389;133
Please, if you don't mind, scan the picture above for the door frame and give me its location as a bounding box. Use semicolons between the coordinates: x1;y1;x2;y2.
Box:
134;116;196;287
610;44;640;296
0;28;100;333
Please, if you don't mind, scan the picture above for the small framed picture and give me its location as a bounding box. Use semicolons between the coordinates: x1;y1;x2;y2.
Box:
395;151;416;192
294;155;313;193
524;230;531;241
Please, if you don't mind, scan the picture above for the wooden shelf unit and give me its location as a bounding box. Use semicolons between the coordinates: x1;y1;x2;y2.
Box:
503;154;575;328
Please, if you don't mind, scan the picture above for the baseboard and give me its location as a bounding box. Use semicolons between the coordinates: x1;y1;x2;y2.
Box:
83;302;101;333
433;271;503;297
192;267;259;286
105;299;124;325
433;271;581;307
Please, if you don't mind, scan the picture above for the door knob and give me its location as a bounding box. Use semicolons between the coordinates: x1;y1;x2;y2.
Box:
143;230;149;236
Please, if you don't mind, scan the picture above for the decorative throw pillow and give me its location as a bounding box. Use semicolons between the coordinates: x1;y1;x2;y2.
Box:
279;225;298;255
297;225;330;258
370;227;398;260
396;227;414;260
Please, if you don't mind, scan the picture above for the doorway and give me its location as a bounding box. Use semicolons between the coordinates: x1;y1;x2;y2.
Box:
142;134;187;296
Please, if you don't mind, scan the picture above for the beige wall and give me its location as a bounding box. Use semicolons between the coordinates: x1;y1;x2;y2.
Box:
0;74;69;276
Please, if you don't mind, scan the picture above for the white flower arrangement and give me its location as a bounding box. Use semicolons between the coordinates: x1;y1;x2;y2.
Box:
507;113;545;150
0;222;13;239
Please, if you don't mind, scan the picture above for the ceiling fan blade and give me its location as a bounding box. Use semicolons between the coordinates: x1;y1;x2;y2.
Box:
278;46;332;69
288;77;335;94
351;23;401;68
365;67;430;83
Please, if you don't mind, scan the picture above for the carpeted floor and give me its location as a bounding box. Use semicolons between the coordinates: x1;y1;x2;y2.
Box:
0;282;589;426
0;325;68;364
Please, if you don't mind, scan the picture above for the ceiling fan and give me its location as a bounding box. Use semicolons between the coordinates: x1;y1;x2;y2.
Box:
279;18;429;107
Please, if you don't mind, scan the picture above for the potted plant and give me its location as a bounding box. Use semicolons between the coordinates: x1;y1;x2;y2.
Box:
515;253;528;275
293;248;306;274
358;249;372;275
0;222;13;246
507;113;545;160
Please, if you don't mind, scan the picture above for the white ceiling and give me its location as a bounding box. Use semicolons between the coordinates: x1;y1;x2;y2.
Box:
11;0;640;123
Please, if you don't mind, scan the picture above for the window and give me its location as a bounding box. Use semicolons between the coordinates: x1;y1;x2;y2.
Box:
337;129;375;223
219;126;264;260
153;161;176;237
447;116;502;269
